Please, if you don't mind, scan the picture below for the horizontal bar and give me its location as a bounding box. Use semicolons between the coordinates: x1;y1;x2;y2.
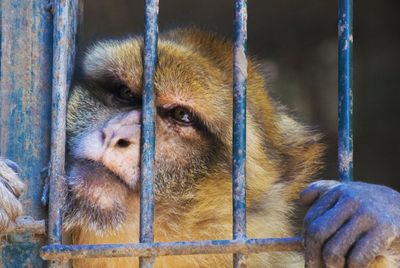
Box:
40;237;303;261
232;0;248;266
140;0;159;267
338;0;353;182
4;216;46;235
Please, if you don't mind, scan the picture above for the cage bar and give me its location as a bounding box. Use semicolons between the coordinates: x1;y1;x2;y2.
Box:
3;217;46;235
139;0;159;267
0;0;53;265
338;0;353;182
232;0;248;267
41;237;303;260
48;0;78;267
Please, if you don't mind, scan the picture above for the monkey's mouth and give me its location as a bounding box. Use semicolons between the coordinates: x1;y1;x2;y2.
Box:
67;159;139;191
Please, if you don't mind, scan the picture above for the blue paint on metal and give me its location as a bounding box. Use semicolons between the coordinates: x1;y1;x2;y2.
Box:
140;0;159;267
47;1;78;267
338;0;353;182
0;0;53;266
232;0;248;267
40;237;304;260
2;243;44;268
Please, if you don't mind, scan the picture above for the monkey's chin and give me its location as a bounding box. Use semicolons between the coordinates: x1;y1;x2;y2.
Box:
63;160;137;234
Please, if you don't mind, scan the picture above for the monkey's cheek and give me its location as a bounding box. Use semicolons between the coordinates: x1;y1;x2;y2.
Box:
69;178;129;208
119;166;140;189
67;162;131;203
101;148;141;190
70;130;105;161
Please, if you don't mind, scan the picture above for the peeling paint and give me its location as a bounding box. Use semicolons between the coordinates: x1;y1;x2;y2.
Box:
233;0;248;267
41;237;303;261
338;0;353;182
140;1;159;267
0;0;52;266
48;0;79;250
338;151;353;174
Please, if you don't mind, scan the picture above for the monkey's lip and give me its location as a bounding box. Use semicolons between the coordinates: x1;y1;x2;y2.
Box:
69;159;139;191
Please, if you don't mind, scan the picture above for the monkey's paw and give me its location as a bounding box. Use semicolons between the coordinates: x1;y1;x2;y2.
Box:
300;180;400;268
0;158;26;233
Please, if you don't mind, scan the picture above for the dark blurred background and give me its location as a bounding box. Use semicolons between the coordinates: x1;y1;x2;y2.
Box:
79;0;400;189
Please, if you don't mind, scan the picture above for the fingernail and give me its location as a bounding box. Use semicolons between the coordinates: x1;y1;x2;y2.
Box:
5;159;20;173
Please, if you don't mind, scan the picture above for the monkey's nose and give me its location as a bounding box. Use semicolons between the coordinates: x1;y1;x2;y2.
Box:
115;138;131;148
102;125;140;149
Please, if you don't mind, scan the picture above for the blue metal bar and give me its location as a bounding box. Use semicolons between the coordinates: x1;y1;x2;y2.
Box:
140;0;159;267
40;237;303;260
48;0;78;267
338;0;353;182
232;0;248;267
0;0;53;266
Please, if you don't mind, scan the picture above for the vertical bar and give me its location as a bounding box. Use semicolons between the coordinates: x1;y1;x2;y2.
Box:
232;0;248;267
0;0;52;266
338;0;353;182
140;0;159;267
48;0;78;267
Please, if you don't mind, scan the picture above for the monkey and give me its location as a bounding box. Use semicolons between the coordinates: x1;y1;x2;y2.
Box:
0;28;399;267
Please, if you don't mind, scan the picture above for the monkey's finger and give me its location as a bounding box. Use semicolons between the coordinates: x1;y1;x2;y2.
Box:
321;213;373;268
303;188;339;229
304;197;357;268
300;180;340;206
4;159;20;173
0;208;11;233
0;159;26;197
0;181;24;220
346;229;389;268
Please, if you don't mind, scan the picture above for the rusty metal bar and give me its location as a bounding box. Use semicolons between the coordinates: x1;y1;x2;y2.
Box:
0;0;53;265
232;0;248;267
338;0;353;182
3;217;46;235
41;237;303;261
48;0;78;267
140;0;159;267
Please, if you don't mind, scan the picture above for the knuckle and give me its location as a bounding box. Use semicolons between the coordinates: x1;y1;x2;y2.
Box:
347;255;367;268
335;183;348;193
342;196;359;210
303;213;313;227
322;246;344;267
307;223;326;241
357;208;376;223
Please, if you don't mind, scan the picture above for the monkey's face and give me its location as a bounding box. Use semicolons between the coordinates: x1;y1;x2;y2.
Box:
65;37;233;232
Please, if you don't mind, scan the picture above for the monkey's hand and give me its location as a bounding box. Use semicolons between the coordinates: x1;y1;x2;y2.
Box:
300;180;400;268
0;158;26;233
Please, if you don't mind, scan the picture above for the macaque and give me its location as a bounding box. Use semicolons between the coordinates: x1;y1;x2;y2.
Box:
0;28;399;267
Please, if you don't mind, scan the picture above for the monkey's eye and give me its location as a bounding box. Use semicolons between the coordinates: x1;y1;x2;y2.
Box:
113;85;140;107
116;86;135;101
171;107;194;125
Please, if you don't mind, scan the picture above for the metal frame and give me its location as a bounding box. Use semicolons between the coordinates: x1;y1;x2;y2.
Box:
338;0;353;182
1;0;353;266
